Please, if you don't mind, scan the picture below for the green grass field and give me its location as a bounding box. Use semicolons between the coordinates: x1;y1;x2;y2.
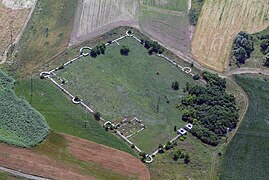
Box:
15;78;136;156
220;74;269;180
55;37;194;152
9;0;77;77
148;134;213;180
0;70;49;147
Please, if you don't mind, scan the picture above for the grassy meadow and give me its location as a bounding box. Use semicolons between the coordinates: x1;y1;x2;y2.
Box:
55;37;194;152
220;75;269;180
10;0;77;77
15;78;136;156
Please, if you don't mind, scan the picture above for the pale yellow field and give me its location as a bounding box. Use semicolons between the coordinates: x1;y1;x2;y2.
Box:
191;0;269;72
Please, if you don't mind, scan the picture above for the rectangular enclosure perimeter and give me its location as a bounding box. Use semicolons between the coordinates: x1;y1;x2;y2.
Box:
56;37;194;151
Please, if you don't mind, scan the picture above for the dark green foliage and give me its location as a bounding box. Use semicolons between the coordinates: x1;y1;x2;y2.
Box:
193;74;200;80
184;154;190;164
180;71;238;146
94;112;101;121
264;53;269;67
232;31;254;64
165;141;173;150
141;39;164;54
171;81;179;90
91;43;106;57
120;45;130;56
0;70;49;147
188;0;205;26
173;149;181;161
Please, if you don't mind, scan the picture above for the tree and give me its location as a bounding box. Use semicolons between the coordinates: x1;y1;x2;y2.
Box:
90;47;98;57
173;149;182;161
184;154;190;164
120;45;130;56
265;53;269;67
172;81;179;90
94;112;101;121
193;74;200;80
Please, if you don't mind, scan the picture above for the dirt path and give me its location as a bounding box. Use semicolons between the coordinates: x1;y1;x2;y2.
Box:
0;166;49;180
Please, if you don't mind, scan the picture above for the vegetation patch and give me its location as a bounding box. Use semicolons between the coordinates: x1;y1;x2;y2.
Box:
188;0;205;26
191;0;269;72
180;72;239;146
220;75;269;180
15;78;135;155
54;36;194;152
230;27;269;68
0;70;49;147
9;0;78;76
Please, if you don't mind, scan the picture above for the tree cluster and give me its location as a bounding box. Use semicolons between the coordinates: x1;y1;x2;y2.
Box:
141;39;164;55
259;34;269;67
232;31;254;64
180;71;239;146
90;43;106;57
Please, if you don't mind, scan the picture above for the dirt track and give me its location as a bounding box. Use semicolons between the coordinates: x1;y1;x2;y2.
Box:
0;133;150;180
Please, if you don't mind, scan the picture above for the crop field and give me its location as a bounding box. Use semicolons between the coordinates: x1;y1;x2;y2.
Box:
71;0;139;44
0;2;29;63
55;37;194;152
0;70;49;147
11;0;77;76
191;0;269;72
71;0;191;56
15;77;136;155
220;75;269;180
0;133;149;180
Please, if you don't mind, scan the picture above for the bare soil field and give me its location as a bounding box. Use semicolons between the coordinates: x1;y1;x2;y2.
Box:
0;2;30;63
71;0;191;55
0;133;150;180
191;0;269;72
71;0;140;44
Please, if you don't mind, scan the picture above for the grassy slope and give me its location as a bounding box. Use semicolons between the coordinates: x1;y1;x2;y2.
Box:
10;0;77;77
220;75;269;180
142;0;188;12
0;70;49;147
148;134;213;180
56;37;194;152
15;78;136;156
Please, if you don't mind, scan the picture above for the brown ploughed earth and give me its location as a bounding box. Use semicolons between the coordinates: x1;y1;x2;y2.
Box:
0;133;150;180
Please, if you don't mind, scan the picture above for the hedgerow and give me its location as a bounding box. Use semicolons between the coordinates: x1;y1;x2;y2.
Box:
0;70;49;147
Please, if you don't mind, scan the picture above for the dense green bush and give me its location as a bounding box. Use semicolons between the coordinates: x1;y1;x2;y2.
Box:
180;71;238;146
0;70;49;147
232;32;254;64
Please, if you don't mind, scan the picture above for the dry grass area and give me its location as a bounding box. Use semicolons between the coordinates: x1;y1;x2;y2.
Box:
0;3;29;61
191;0;269;72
